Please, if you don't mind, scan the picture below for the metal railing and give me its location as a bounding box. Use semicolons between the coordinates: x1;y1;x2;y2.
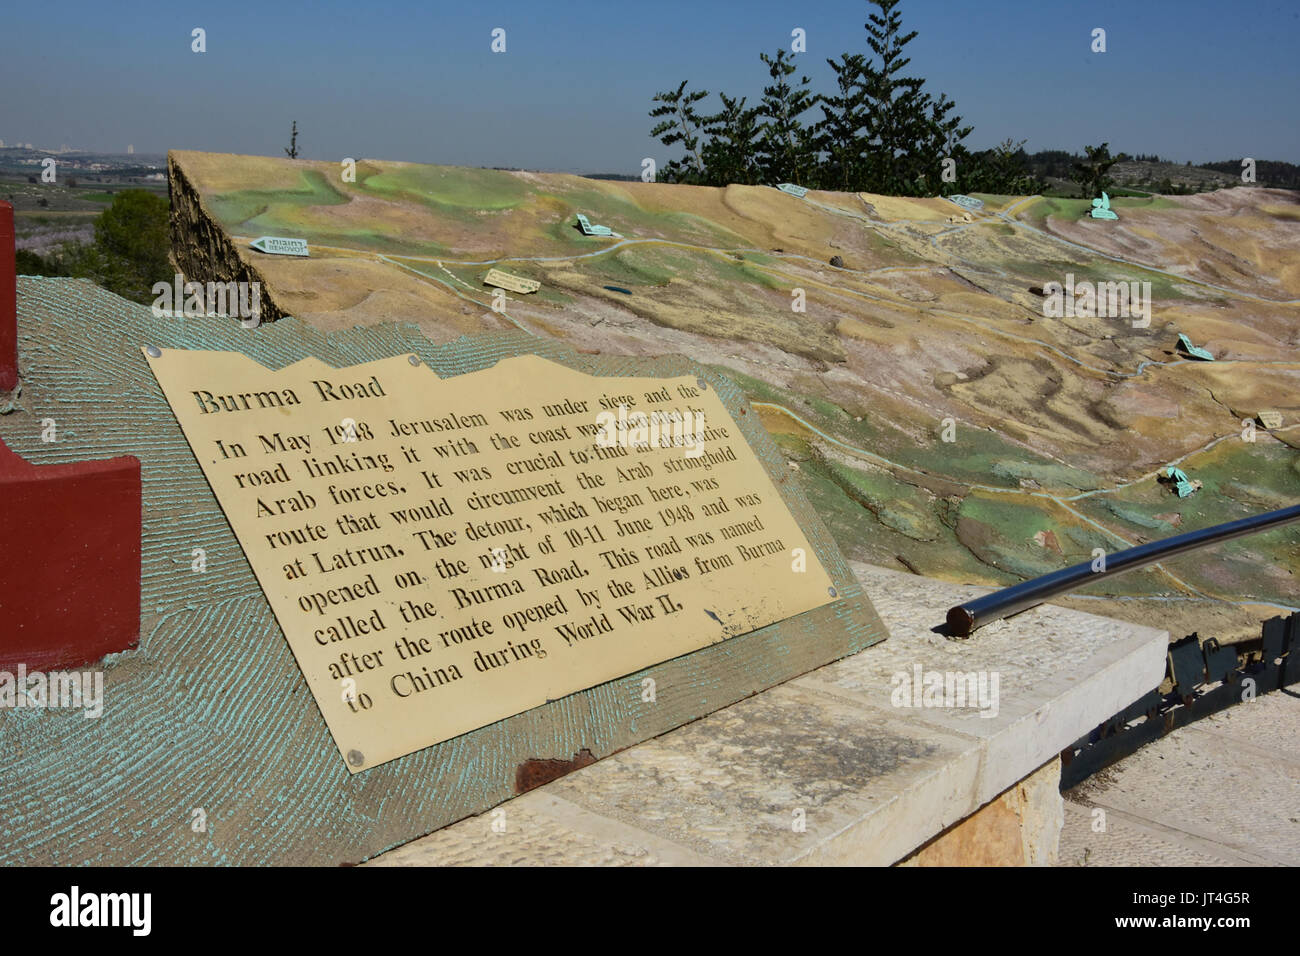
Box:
945;502;1300;636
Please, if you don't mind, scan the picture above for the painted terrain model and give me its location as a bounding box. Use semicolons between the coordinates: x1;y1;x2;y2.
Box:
169;150;1300;639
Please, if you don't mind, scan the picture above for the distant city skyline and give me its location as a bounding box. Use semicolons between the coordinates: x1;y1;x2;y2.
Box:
2;0;1297;173
0;142;156;156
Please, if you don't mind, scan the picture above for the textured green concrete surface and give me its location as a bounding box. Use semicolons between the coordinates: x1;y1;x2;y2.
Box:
0;277;885;865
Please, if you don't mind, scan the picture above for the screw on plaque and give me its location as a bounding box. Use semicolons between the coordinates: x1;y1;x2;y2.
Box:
145;345;162;358
409;354;421;366
828;587;838;598
348;750;365;767
696;378;708;390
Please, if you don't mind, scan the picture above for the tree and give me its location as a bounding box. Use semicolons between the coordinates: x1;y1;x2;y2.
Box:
645;0;980;196
918;91;972;195
755;49;817;186
92;189;170;303
701;93;761;186
860;0;929;194
814;53;869;191
10;190;168;299
963;139;1041;195
16;249;57;276
650;81;711;183
284;120;299;159
1071;142;1122;198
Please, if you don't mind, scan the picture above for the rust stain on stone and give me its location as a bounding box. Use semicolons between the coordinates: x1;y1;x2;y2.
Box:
516;748;597;794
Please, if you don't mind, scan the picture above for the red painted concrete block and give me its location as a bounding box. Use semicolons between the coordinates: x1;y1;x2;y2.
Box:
0;201;16;391
0;438;141;671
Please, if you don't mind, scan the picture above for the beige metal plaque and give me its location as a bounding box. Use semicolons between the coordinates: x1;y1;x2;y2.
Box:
483;268;540;294
144;349;838;772
1258;410;1283;429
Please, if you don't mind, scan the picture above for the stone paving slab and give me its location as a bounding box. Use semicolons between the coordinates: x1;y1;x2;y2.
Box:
368;563;1169;866
1061;691;1299;866
366;791;717;867
799;563;1169;806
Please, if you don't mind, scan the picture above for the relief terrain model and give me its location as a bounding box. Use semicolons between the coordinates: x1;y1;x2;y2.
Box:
169;149;1300;642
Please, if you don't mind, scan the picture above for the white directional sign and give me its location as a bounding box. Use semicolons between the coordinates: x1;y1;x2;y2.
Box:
249;236;310;257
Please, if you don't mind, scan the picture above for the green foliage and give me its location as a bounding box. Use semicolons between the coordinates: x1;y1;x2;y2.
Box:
815;53;869;191
92;189;171;303
14;240;105;282
23;190;171;303
650;81;711;183
1071;142;1122;199
701;92;761;186
859;0;929;194
755;48;818;185
646;0;1034;197
15;249;60;276
919;91;972;195
962;139;1042;195
1202;157;1300;189
1028;149;1074;180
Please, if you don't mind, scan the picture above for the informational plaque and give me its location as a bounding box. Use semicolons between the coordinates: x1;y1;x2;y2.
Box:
144;350;840;772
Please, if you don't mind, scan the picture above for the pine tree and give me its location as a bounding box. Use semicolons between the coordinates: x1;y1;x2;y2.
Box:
919;91;972;195
860;0;926;194
755;49;817;186
701;93;761;186
963;139;1041;195
645;0;986;196
1071;142;1121;199
814;53;869;192
650;81;711;183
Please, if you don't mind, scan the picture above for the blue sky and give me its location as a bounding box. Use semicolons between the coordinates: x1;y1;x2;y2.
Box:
1;0;1297;170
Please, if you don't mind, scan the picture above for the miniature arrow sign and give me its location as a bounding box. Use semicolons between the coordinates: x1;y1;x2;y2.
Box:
483;268;540;294
1176;333;1214;361
249;236;310;257
576;213;614;237
947;194;984;211
1089;193;1119;221
776;183;808;198
1164;466;1199;497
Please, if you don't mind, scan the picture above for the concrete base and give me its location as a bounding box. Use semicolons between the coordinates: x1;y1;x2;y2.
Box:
899;758;1063;866
368;563;1167;866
